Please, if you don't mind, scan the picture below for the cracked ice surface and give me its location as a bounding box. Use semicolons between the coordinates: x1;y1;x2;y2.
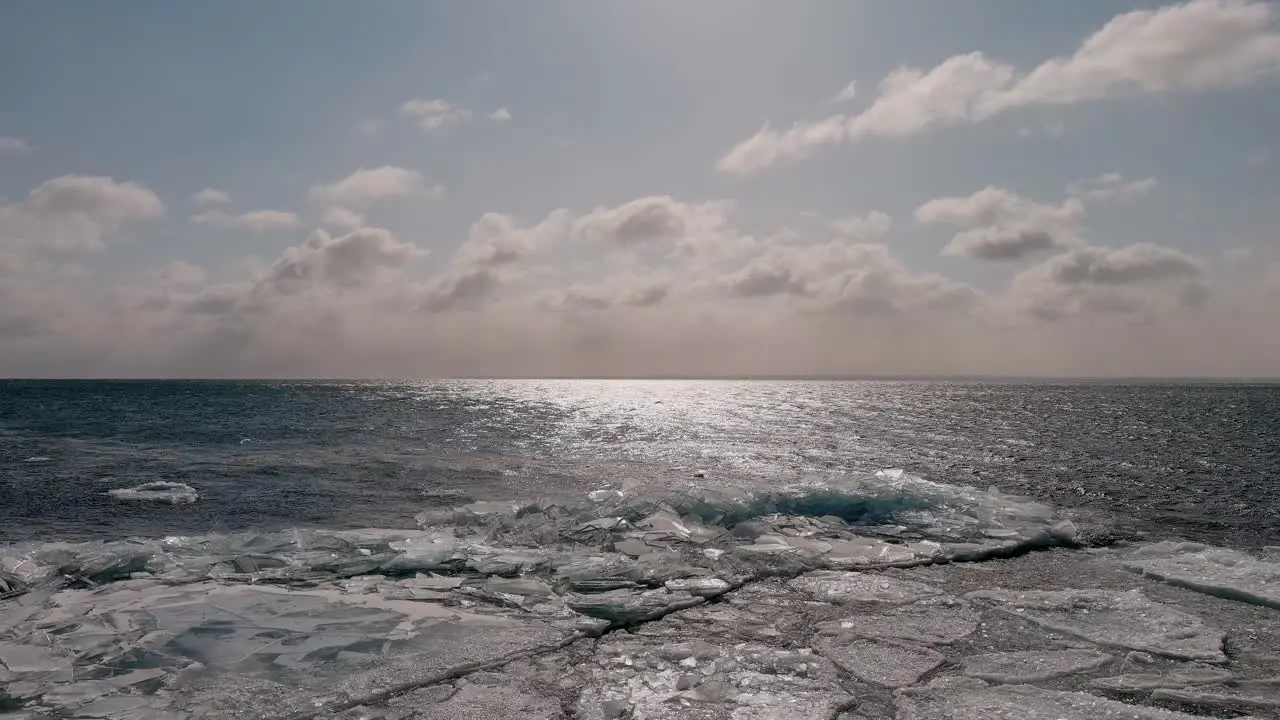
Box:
7;471;1280;718
895;676;1264;720
960;649;1114;683
1122;541;1280;610
966;588;1227;663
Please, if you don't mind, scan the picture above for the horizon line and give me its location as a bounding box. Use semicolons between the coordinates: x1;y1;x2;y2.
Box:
2;375;1279;384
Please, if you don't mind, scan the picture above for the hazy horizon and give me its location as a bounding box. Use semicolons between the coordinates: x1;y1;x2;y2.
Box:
3;1;1280;378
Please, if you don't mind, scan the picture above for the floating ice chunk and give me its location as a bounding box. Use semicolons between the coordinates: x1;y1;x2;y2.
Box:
819;638;944;688
967;588;1227;663
105;482;199;505
819;596;978;646
1091;667;1237;693
21;456;51;463
1150;679;1280;713
588;489;624;503
566;588;703;626
896;676;1250;720
961;649;1114;683
789;571;941;606
663;577;730;597
1122;541;1280;610
0;643;74;680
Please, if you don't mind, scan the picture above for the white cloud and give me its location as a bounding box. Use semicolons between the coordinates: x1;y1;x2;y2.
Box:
720;0;1280;175
489;107;513;122
916;187;1085;260
571;195;746;259
400;98;471;131
1067;173;1159;205
831;210;893;241
834;80;857;102
1010;243;1206;320
320;206;366;231
308;166;436;210
192;187;231;207
0;175;164;253
0;137;35;156
262;227;429;291
192;208;300;234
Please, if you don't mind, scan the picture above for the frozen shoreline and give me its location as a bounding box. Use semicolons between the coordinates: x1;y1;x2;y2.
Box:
3;472;1280;719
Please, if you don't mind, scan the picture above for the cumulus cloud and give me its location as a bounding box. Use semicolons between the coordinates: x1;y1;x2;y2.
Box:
570;196;751;259
720;241;978;319
309;166;437;210
489;107;513;122
192;187;231;207
320;206;366;231
192;209;300;234
3;179;1278;378
831;211;893;241
719;0;1280;174
1067;173;1159;204
0;175;163;254
1010;243;1207;321
261;227;429;293
916;187;1084;260
0;137;35;155
834;80;857;102
400;99;471;131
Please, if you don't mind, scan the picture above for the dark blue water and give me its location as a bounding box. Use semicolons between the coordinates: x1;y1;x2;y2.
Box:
1;379;1276;546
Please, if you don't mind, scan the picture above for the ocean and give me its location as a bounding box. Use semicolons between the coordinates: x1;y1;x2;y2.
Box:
3;379;1280;719
2;379;1277;546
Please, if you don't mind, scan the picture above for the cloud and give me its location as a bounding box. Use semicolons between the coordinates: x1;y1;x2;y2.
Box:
261;227;429;292
720;241;979;319
719;0;1280;174
834;80;857;102
831;210;893;241
571;195;748;259
192;187;231;207
0;137;35;156
3;186;1278;379
192;209;301;234
308;166;438;210
1067;173;1159;204
0;175;164;253
320;206;365;231
1010;243;1207;320
916;187;1084;260
489;107;513;122
400;99;471;131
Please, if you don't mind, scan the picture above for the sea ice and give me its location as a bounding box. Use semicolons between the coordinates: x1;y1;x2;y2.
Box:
1122;541;1280;610
961;649;1114;683
896;676;1258;720
104;482;199;505
818;637;945;687
967;588;1227;663
819;595;979;646
788;570;941;606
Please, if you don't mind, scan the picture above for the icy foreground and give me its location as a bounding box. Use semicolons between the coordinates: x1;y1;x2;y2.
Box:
2;471;1280;719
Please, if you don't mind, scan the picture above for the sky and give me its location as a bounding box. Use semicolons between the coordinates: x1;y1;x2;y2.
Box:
1;0;1279;378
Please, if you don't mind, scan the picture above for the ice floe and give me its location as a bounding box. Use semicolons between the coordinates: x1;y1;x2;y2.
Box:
1123;541;1280;610
966;588;1228;663
104;482;199;505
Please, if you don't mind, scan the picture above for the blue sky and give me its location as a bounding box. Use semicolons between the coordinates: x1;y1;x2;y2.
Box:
2;1;1279;377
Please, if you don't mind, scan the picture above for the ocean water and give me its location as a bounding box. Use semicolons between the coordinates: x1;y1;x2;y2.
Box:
2;379;1277;547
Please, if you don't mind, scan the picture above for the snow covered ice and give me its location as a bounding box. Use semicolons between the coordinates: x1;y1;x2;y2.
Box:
4;470;1280;718
104;482;200;505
